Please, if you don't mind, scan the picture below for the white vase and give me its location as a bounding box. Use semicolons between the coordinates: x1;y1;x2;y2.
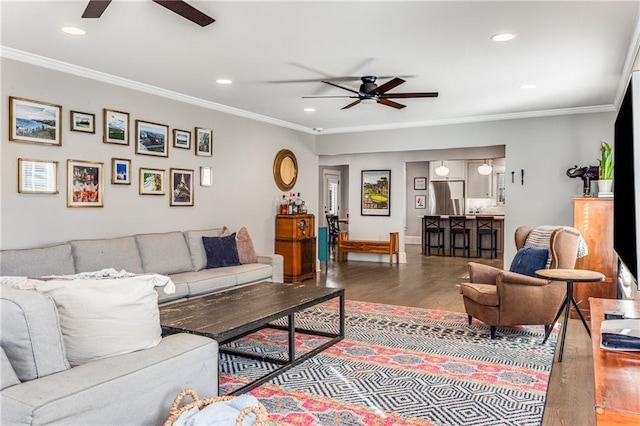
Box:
598;179;613;194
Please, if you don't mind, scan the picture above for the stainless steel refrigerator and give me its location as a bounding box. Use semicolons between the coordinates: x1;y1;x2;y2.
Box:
428;180;465;215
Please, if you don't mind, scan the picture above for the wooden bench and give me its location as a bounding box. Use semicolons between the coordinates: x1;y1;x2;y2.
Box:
337;231;399;264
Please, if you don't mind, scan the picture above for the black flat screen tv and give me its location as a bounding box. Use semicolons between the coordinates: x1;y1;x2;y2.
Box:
613;77;638;284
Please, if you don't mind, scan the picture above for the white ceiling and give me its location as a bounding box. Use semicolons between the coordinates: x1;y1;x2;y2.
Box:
2;1;640;134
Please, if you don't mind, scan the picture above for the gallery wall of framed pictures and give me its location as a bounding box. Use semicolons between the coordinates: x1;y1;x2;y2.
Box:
9;95;214;208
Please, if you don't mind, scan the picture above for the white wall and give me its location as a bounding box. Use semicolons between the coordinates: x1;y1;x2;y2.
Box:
0;59;318;252
317;113;616;265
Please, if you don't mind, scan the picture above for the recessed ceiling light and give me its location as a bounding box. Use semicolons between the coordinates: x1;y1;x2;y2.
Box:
304;108;316;112
521;84;537;89
491;33;515;42
61;26;86;36
215;79;232;84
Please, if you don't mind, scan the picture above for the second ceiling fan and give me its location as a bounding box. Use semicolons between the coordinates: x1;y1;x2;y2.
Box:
81;0;215;27
303;76;438;110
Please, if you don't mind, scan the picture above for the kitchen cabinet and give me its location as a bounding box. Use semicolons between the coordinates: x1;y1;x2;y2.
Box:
466;160;492;198
275;214;316;283
429;160;464;181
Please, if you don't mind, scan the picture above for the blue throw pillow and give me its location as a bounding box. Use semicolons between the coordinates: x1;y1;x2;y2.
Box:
509;247;550;277
202;234;241;269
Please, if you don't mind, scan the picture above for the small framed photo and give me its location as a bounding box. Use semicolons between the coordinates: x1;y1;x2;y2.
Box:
139;168;165;195
103;109;130;145
9;96;62;146
414;177;427;190
18;158;58;194
70;110;95;133
200;166;212;186
136;120;169;157
67;159;104;208
195;127;213;157
111;158;131;185
173;129;191;149
415;194;426;209
170;168;194;206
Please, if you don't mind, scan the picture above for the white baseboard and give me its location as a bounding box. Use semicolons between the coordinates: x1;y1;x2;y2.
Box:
405;236;421;245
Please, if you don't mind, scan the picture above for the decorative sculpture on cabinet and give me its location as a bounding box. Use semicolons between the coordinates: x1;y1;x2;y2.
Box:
566;165;599;196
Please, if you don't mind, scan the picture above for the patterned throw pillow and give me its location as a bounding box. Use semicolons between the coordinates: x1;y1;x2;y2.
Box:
509;247;550;277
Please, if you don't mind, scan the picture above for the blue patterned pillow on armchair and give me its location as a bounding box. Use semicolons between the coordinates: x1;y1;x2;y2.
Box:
509;247;550;277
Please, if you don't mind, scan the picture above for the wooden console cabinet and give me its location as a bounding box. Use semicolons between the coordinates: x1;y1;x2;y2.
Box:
590;298;640;425
572;198;617;319
275;214;316;283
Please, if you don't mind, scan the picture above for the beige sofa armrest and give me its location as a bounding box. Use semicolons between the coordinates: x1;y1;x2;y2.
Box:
256;254;284;283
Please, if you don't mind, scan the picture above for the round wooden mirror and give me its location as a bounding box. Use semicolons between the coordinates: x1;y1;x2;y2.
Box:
273;149;298;191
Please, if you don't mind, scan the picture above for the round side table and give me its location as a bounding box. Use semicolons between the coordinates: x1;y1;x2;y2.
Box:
535;268;605;362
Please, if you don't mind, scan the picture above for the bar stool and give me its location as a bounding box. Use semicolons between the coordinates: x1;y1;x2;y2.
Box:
476;215;498;258
422;216;445;255
449;216;471;257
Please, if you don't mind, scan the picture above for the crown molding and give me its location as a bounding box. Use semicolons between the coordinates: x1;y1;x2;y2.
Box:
0;46;314;134
1;46;618;137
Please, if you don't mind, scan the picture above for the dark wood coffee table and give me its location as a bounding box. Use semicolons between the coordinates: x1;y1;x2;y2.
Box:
159;281;345;395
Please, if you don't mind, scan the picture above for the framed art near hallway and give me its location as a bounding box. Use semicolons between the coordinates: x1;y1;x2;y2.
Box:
103;109;129;145
111;158;131;185
70;111;95;133
139;168;165;195
170;168;194;206
10;97;62;146
67;159;104;207
173;129;191;149
414;177;427;190
415;195;426;209
361;170;391;216
195;127;213;156
136;120;169;157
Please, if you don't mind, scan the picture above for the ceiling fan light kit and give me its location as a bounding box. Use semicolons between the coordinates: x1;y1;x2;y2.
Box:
303;75;438;110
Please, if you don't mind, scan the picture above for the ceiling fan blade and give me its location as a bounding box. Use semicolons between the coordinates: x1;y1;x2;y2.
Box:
341;100;362;110
372;77;405;94
378;99;406;109
82;0;112;18
152;0;215;27
381;92;439;98
322;81;360;95
302;96;355;98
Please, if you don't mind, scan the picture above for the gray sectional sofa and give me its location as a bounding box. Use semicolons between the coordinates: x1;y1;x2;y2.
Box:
0;228;284;425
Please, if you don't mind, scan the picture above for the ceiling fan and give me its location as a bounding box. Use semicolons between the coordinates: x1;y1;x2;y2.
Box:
302;76;438;110
81;0;215;27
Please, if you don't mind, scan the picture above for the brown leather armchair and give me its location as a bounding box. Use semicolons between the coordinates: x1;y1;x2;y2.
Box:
460;226;581;339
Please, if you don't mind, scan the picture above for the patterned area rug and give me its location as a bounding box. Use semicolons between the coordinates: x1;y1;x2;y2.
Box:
219;300;557;426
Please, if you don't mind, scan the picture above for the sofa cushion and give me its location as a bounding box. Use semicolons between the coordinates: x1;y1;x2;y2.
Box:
0;347;20;390
172;269;238;297
135;232;193;275
0;287;70;381
510;247;549;277
184;228;224;272
71;236;144;274
222;264;273;285
0;244;75;276
34;276;162;365
203;234;241;269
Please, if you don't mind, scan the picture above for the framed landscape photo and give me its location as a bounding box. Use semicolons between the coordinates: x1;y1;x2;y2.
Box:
70;110;95;133
414;177;427;190
103;109;129;145
415;194;426;209
18;158;58;194
195;127;213;157
136;120;169;157
200;166;212;187
170;168;194;206
67;159;104;208
9;96;62;146
361;170;391;216
111;158;131;185
139;168;165;195
173;129;191;149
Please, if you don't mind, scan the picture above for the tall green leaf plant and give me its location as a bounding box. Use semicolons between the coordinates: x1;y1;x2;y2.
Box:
599;141;614;180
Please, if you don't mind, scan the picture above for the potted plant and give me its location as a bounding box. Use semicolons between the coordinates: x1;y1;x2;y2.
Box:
598;141;614;194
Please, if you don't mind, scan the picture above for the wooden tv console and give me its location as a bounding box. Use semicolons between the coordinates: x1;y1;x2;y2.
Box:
337;231;399;264
589;298;640;425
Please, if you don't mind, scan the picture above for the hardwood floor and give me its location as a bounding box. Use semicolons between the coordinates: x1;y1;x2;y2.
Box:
310;244;595;426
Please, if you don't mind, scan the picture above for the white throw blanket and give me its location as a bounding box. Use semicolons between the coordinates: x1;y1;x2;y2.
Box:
524;225;588;268
0;268;176;294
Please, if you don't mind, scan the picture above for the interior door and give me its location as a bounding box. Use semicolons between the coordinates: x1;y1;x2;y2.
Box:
322;169;341;226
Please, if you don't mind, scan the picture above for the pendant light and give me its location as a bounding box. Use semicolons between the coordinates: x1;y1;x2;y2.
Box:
478;159;492;175
435;161;450;177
